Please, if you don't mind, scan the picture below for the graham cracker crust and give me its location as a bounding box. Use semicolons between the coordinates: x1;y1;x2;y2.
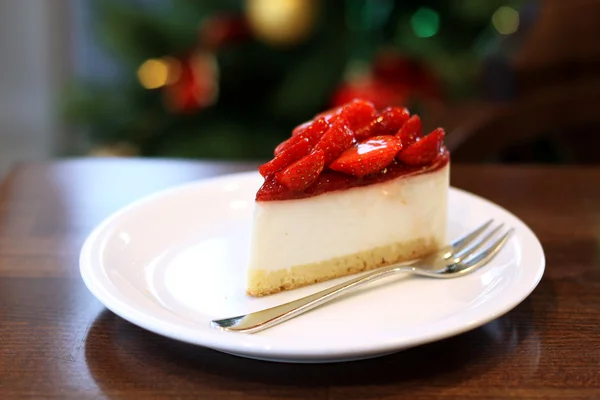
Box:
246;237;440;297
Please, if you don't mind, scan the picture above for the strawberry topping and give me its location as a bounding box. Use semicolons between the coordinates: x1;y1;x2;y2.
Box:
396;114;422;147
291;121;312;137
274;117;329;155
275;149;325;191
397;128;445;166
256;98;448;201
373;106;411;136
315;106;342;121
340;99;377;133
329;135;402;177
355;106;409;141
304;171;355;195
255;176;288;201
314;117;355;165
258;137;311;177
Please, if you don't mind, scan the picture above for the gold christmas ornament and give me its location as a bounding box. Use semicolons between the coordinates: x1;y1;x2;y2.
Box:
246;0;318;46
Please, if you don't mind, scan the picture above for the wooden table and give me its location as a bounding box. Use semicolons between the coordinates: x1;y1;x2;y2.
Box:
0;159;599;399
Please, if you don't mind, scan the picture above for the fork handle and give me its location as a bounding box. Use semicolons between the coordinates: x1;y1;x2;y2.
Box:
211;264;411;334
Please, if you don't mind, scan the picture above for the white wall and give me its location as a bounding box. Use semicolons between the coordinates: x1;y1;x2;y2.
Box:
0;0;69;175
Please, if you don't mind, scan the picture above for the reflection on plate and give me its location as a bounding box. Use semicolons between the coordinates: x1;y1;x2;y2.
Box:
80;171;545;363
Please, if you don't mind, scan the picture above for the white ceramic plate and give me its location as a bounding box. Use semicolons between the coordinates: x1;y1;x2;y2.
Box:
80;171;545;363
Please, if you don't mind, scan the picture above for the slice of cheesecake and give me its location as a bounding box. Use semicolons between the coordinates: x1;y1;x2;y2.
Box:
246;99;449;297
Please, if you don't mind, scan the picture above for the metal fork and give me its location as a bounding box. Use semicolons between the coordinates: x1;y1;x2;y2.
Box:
211;219;513;334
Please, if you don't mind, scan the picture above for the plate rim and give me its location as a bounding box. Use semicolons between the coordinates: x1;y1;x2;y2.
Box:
79;170;546;362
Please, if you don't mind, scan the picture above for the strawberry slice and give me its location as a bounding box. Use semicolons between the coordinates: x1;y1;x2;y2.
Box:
314;118;355;165
291;120;312;137
374;106;410;135
397;128;445;166
275;149;325;191
396;114;422;147
329;135;402;177
258;137;311;177
355;106;409;141
274;117;329;155
340;99;377;132
315;105;342;121
255;177;287;201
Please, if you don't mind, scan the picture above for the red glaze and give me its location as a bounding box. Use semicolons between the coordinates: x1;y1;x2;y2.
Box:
256;98;449;202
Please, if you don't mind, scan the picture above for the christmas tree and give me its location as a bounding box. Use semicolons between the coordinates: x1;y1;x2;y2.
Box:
62;0;528;160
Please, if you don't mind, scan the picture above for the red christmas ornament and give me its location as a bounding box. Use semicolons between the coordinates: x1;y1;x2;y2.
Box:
331;78;408;111
331;51;441;110
200;13;250;50
373;51;441;100
163;51;219;114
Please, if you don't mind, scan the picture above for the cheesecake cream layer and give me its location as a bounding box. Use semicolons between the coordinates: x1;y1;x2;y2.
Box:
247;163;449;296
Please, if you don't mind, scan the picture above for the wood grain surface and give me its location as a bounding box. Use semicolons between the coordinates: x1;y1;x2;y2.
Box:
0;158;599;399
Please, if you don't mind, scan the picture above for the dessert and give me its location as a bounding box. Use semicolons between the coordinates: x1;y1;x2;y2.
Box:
247;99;449;297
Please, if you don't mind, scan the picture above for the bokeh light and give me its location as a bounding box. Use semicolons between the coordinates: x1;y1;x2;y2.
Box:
137;58;180;89
246;0;318;46
410;7;440;38
492;6;519;35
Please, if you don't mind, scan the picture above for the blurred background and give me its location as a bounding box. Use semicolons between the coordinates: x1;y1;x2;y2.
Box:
1;0;600;177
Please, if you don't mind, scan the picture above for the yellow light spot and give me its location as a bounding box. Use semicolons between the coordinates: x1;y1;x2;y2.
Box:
246;0;318;46
492;6;519;35
137;58;177;89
